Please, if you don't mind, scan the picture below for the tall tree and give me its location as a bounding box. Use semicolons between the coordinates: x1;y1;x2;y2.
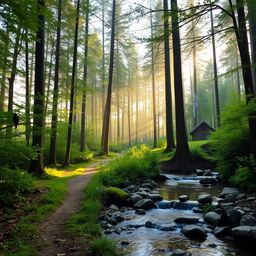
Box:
80;0;89;152
210;4;220;127
248;0;256;95
29;0;45;175
49;0;62;164
165;0;191;172
163;0;175;151
102;0;116;154
150;3;157;148
63;0;80;165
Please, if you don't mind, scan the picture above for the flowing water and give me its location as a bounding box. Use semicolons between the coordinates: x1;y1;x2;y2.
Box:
105;174;255;256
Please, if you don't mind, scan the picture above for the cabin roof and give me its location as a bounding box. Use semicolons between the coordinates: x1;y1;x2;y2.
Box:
189;120;216;135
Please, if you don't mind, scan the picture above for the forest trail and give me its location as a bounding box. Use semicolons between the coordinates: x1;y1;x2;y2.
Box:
37;158;111;256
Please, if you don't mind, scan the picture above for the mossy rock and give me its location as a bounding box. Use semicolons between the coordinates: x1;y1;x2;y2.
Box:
102;187;129;207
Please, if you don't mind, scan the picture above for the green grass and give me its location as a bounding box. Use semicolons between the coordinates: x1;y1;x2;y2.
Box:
0;161;95;256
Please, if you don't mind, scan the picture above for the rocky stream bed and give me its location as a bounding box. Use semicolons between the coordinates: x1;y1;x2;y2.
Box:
99;170;256;256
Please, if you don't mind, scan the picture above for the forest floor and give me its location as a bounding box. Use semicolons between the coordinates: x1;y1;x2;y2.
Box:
36;159;111;256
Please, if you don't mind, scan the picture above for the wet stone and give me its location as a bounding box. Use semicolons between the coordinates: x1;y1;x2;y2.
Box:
179;195;189;202
135;208;146;215
120;240;129;246
159;224;176;231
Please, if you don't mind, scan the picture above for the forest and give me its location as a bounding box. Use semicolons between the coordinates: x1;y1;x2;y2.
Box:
0;0;256;255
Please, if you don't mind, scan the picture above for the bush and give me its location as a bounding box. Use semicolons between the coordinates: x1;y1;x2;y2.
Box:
0;139;37;169
209;101;253;180
90;238;118;256
99;145;159;186
0;167;34;207
230;155;256;191
157;138;167;149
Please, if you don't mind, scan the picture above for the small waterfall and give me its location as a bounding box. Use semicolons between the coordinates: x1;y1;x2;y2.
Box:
157;201;198;210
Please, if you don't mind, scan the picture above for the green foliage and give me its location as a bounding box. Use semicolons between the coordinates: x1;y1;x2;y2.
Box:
102;187;129;206
209;101;253;180
98;145;159;186
90;238;119;256
189;141;212;163
157;138;167;149
0;167;33;207
230;155;256;191
0;139;37;169
109;142;123;152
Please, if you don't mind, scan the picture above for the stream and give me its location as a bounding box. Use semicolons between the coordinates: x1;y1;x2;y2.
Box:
105;174;255;256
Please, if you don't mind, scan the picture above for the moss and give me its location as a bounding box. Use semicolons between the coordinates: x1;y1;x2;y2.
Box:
102;187;129;207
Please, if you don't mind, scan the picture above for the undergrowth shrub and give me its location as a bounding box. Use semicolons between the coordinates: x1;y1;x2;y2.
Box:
90;238;118;256
0;167;33;207
230;155;256;191
209;101;253;181
98;145;159;186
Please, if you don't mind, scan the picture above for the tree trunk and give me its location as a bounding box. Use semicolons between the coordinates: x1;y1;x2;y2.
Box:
80;0;89;152
128;87;131;148
163;0;175;151
63;0;80;165
49;0;62;164
29;0;45;175
102;0;116;154
232;0;256;154
101;0;105;121
135;64;139;144
248;0;256;96
7;28;22;136
25;30;31;146
168;0;191;169
210;5;220;127
150;8;157;148
0;25;9;114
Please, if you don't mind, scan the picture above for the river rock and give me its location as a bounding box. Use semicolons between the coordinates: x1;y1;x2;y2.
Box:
199;177;217;185
153;174;168;182
198;194;212;204
196;169;204;176
204;211;222;226
231;226;256;242
165;249;192;256
240;215;256;226
181;225;207;240
128;194;143;205
145;221;157;228
179;195;189;202
159;224;176;231
193;207;204;213
213;226;231;237
135;209;146;215
109;204;119;211
134;199;156;209
148;194;163;202
204;169;213;176
125;184;137;192
223;206;241;227
220;187;239;198
174;217;200;224
142;183;154;189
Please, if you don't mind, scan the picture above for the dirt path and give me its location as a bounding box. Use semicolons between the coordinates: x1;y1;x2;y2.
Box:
37;159;110;256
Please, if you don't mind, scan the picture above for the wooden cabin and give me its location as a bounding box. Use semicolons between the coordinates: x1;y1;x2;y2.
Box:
190;120;215;141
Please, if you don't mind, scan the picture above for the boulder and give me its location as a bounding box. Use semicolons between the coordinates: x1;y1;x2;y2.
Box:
204;169;213;176
159;224;176;231
231;226;256;242
240;215;256;226
179;195;189;202
220;187;239;198
223;206;241;227
148;194;163;202
134;199;156;209
181;225;207;240
198;194;212;204
165;249;192;256
141;183;154;189
174;217;200;224
102;187;129;206
204;211;222;226
199;177;217;185
109;204;119;211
